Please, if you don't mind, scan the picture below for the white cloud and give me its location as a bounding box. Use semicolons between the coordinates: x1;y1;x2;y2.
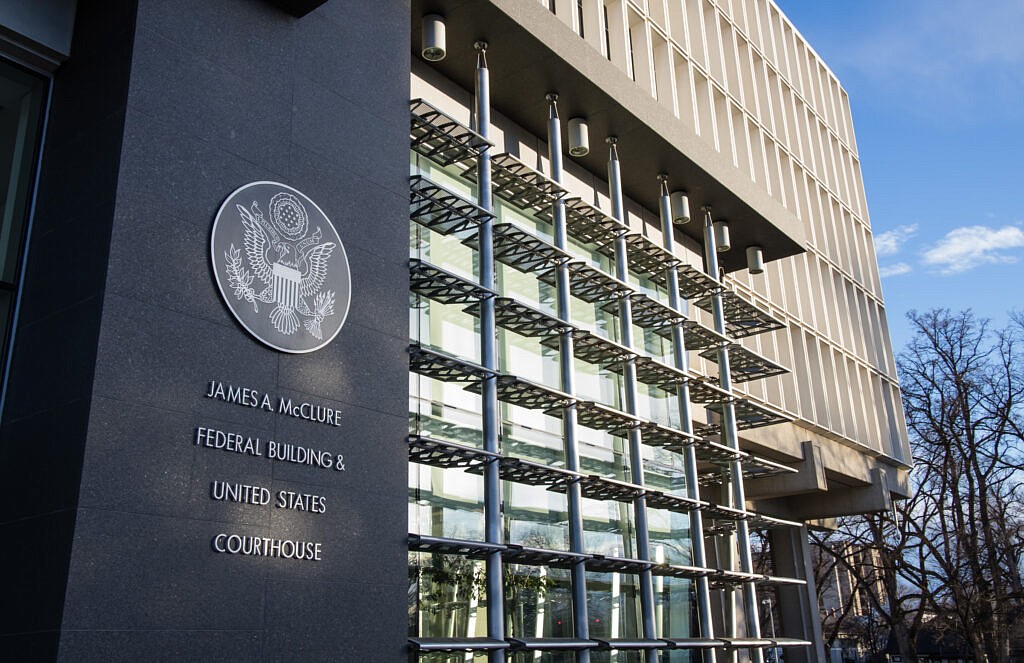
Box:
879;263;912;278
921;225;1024;275
874;224;918;256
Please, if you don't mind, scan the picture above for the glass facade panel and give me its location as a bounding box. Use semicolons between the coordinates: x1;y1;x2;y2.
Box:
0;58;46;383
409;551;489;639
656;576;698;639
504;481;569;550
503;417;563;464
409;462;485;541
581;495;637;557
586;571;642;640
504;564;574;638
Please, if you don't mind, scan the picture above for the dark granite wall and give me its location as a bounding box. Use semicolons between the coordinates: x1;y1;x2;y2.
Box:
2;1;410;660
0;2;139;659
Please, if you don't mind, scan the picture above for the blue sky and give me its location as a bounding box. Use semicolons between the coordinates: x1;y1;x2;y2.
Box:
775;1;1024;351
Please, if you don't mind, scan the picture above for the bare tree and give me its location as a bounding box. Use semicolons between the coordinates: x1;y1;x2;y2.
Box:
898;309;1024;663
811;509;930;661
812;310;1024;662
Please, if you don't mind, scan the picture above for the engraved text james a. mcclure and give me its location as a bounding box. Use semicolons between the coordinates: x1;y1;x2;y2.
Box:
205;379;343;427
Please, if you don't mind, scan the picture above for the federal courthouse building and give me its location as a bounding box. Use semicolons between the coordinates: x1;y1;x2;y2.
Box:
0;1;910;661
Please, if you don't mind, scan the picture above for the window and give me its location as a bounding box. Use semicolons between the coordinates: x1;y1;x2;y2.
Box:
602;4;612;60
0;58;47;389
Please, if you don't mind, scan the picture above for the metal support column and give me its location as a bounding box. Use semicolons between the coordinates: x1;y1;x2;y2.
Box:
718;518;740;663
656;176;716;663
546;94;592;663
607;138;659;663
475;41;506;663
769;525;827;663
701;207;764;663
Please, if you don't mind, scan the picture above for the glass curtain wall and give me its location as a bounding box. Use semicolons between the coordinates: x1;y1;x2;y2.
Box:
408;108;700;662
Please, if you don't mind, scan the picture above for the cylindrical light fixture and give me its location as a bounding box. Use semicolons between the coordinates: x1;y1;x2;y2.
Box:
421;15;446;61
746;245;765;274
567;117;589;157
713;221;731;252
670;190;690;224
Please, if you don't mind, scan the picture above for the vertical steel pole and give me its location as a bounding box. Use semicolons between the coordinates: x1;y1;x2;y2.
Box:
607;138;659;663
546;94;592;663
475;41;506;663
656;176;716;663
702;207;764;663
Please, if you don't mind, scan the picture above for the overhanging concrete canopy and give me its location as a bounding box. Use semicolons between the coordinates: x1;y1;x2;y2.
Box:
411;0;806;272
